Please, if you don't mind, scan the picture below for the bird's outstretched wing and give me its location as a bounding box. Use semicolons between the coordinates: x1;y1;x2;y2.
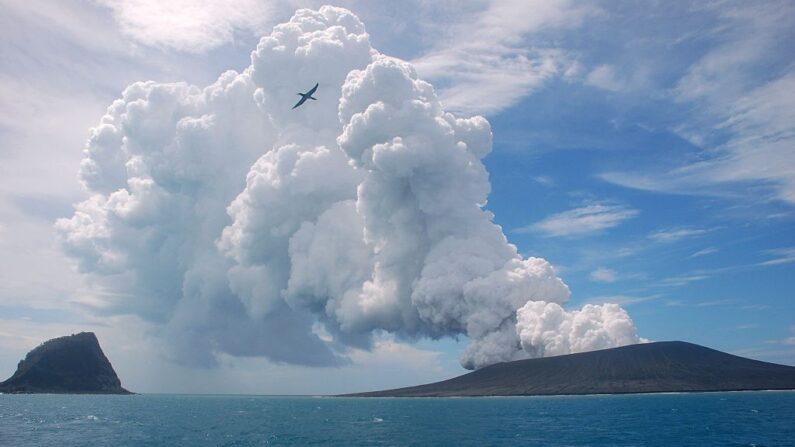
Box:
292;95;308;109
292;83;319;109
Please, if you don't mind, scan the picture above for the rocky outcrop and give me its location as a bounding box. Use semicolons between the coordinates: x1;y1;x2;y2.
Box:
0;332;130;394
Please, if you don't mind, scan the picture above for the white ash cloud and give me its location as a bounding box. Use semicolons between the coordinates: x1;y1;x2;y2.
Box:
516;302;644;357
56;6;642;370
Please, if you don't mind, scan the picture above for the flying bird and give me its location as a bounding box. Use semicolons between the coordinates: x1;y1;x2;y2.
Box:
292;83;319;109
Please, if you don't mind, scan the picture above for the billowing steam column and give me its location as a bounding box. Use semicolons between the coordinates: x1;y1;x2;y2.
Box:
56;6;642;371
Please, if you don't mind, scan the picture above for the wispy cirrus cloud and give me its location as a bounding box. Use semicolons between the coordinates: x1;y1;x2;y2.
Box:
96;0;276;52
600;2;795;205
584;294;658;306
94;0;598;113
741;304;771;310
695;299;736;307
759;247;795;266
659;274;711;287
412;0;595;114
691;247;719;258
648;227;713;243
665;298;737;307
517;203;638;237
589;267;617;283
584;64;623;92
533;175;555;187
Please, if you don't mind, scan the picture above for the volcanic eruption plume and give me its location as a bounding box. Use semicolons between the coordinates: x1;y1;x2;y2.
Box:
56;6;643;369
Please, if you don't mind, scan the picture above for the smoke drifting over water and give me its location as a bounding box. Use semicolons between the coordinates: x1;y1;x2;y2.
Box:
56;6;642;369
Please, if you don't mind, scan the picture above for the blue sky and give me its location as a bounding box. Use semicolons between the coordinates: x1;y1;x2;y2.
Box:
0;0;793;393
479;1;795;361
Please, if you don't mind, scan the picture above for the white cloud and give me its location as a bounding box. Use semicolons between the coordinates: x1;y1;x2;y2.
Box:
741;304;771;310
691;247;719;258
660;274;711;287
2;0;130;57
601;2;795;205
518;203;638;237
585;64;622;92
411;0;595;114
648;227;711;243
96;0;275;52
516;301;644;357
589;267;617;283
695;299;735;307
584;294;657;306
57;6;374;367
759;247;795;266
533;175;555;187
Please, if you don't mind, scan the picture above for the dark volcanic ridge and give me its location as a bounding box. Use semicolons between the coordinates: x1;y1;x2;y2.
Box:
346;341;795;397
0;332;130;394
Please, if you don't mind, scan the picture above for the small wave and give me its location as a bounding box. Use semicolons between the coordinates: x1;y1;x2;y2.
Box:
372;417;384;423
86;415;99;421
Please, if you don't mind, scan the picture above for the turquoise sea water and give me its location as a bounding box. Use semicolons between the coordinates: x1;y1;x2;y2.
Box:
1;392;793;446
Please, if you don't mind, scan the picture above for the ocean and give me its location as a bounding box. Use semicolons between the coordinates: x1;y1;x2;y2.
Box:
1;392;793;446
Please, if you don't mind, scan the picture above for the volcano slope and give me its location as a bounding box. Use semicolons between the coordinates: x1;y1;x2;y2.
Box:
346;341;795;397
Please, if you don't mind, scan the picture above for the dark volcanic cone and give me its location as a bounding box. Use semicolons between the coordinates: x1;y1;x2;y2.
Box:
0;332;130;394
346;341;795;397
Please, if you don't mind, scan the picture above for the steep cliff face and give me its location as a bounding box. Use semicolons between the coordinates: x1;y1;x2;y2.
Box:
0;332;130;394
347;341;795;397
